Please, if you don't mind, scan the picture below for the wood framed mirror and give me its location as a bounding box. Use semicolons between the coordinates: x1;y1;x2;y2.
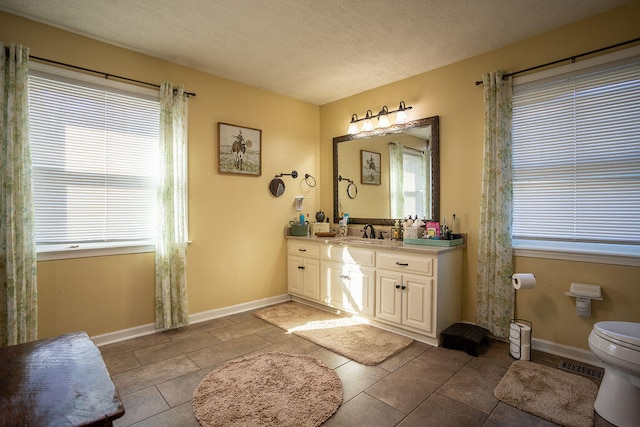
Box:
333;116;439;225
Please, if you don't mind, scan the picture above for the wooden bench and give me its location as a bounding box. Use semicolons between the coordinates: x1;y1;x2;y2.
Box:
0;331;124;426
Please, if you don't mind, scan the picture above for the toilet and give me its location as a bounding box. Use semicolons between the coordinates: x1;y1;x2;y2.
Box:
588;321;640;427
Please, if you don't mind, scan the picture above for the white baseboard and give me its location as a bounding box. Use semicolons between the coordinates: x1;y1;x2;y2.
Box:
91;295;603;369
188;294;291;324
91;294;291;347
532;337;602;367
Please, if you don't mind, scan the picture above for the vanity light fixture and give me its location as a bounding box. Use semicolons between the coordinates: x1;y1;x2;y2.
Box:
347;101;413;134
361;110;374;131
377;106;390;128
347;115;359;134
395;101;410;124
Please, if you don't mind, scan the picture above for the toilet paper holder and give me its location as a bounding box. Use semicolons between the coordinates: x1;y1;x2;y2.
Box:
510;319;533;361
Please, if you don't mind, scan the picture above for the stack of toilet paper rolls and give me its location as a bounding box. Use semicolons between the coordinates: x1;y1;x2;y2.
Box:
509;322;532;360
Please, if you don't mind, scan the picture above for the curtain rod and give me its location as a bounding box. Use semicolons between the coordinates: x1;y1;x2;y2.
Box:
474;36;640;86
388;142;425;154
25;53;196;97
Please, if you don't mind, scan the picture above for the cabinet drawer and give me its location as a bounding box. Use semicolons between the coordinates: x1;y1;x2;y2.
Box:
376;251;433;276
287;241;320;258
321;245;375;267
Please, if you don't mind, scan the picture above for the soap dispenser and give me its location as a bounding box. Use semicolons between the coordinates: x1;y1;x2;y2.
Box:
391;220;402;240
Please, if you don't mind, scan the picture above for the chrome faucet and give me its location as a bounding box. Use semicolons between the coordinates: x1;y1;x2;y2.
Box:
363;224;376;239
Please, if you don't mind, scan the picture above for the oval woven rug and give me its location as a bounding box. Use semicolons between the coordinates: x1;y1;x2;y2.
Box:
192;352;343;427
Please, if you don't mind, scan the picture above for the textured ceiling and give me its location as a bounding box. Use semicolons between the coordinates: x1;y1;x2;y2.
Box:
0;0;633;105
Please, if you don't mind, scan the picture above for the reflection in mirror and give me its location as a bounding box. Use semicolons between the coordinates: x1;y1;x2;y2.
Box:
338;175;358;199
333;116;439;225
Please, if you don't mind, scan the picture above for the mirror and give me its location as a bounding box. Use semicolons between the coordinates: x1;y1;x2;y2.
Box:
269;170;298;197
269;178;285;197
333;116;439;225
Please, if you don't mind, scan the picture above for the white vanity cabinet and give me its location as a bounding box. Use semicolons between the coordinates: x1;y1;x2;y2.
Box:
287;240;321;302
375;249;462;340
375;252;435;334
286;237;462;346
320;245;375;317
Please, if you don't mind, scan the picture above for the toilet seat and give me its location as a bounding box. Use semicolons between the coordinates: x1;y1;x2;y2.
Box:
594;321;640;352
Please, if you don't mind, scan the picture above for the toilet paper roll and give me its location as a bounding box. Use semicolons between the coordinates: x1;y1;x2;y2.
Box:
512;273;536;290
520;344;531;361
510;322;531;344
509;342;520;359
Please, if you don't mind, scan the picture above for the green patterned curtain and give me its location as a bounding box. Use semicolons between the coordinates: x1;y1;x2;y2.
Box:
155;82;189;330
389;142;404;218
476;70;513;338
0;43;37;346
420;149;430;219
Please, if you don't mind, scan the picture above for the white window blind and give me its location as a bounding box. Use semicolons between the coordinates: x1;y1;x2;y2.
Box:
402;149;428;218
512;51;640;248
28;66;160;251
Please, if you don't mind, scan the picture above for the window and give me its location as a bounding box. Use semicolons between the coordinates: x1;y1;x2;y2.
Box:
389;142;430;219
402;149;429;218
28;63;161;260
512;46;640;264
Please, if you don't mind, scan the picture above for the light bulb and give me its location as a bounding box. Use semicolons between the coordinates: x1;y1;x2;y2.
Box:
362;119;374;131
348;122;359;134
378;114;390;128
395;109;408;124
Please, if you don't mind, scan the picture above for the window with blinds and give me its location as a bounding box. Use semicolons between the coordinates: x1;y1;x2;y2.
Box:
512;48;640;255
28;64;160;256
402;149;428;218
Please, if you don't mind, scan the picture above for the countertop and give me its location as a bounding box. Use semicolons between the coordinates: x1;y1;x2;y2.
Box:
285;235;465;255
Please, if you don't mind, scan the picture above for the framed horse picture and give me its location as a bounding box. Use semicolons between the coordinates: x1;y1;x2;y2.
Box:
361;150;381;185
218;122;262;176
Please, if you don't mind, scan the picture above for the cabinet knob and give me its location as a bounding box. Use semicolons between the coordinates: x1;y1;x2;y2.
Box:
298;266;305;270
298;248;307;252
401;285;407;290
340;274;350;279
395;285;401;289
395;262;409;266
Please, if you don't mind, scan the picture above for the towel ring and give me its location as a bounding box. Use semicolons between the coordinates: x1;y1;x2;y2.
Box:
304;173;317;187
339;175;358;199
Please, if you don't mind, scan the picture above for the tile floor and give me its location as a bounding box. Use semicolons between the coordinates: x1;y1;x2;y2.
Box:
100;306;612;426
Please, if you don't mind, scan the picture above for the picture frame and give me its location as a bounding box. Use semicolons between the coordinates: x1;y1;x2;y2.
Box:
218;122;262;176
361;150;381;185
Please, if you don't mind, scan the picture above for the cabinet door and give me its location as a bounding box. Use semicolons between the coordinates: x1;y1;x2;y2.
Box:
343;265;375;317
376;269;402;324
402;273;434;333
320;261;345;309
302;258;320;301
287;255;305;296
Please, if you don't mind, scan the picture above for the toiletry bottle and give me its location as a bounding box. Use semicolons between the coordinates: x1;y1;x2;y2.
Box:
392;220;400;240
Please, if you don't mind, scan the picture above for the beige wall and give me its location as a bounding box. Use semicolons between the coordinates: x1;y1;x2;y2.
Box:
319;2;640;351
1;11;320;339
2;3;639;351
